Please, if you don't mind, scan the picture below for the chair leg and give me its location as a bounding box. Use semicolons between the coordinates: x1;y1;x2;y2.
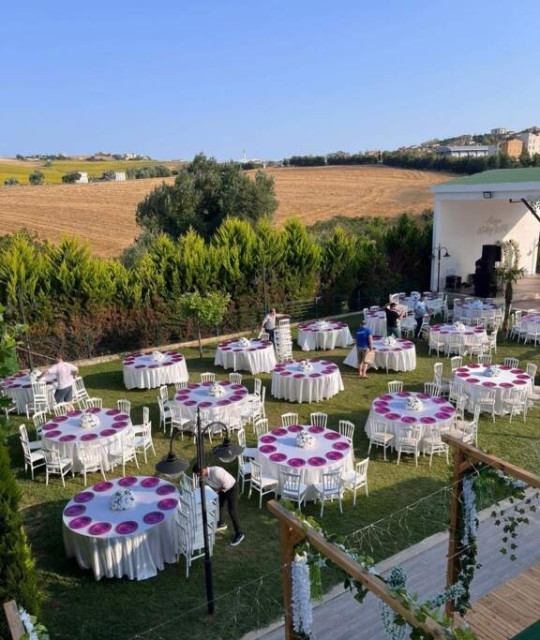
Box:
397;450;401;465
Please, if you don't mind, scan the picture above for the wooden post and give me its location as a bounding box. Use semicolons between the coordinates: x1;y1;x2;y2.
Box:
281;521;296;640
3;600;25;640
445;446;465;618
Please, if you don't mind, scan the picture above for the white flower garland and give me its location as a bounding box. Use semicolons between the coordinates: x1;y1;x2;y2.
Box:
461;475;477;547
291;552;313;637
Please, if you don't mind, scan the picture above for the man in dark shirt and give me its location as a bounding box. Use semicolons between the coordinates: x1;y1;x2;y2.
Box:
355;319;373;379
385;302;404;338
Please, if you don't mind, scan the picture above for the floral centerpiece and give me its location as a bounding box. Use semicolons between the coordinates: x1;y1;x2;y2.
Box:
151;350;166;363
295;430;316;449
209;382;225;397
79;411;100;429
238;337;250;348
485;364;501;378
384;336;396;346
110;488;136;511
299;360;313;372
405;396;424;411
313;320;330;330
453;321;466;332
472;299;484;309
29;369;42;383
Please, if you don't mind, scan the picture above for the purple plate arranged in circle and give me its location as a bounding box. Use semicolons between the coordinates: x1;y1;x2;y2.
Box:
187;383;199;389
435;411;452;419
229;395;244;401
510;368;523;374
100;428;116;437
269;452;287;463
293;373;305;379
514;379;527;385
456;367;469;373
308;426;324;434
87;407;101;414
74;491;94;503
157;498;179;510
280;371;292;376
217;399;231;406
288;425;303;432
375;407;388;414
310;373;322;378
401;416;416;424
143;512;165;525
65;504;86;517
119;476;138;487
93;481;114;492
231;384;243;389
333;441;350;451
385;412;401;420
89;522;112;536
183;400;197;406
326;451;344;461
499;382;513;388
45;430;61;437
199;401;212;408
67;410;82;417
467;378;480;383
397;391;411;397
81;433;98;441
308;456;326;467
59;434;77;442
379;347;389;352
500;365;511;370
156;484;176;495
416;392;430;399
287;457;306;467
112;421;128;429
432;397;447;404
115;521;138;535
220;380;232;385
516;374;530;379
482;381;496;388
324;431;341;440
134;364;145;369
468;363;480;368
106;409;121;416
259;434;276;444
260;444;277;454
141;477;160;488
456;372;469;378
271;428;288;436
43;423;59;431
69;516;92;530
420;416;436;424
439;406;455;414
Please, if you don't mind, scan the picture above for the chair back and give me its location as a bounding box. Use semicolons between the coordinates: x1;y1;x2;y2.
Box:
338;420;355;441
478;387;496;402
310;412;328;428
253;378;262;396
33;411;48;431
237;428;246;447
31;381;48;402
84;397;102;409
254;418;269;438
397;424;422;446
424;381;441;397
280;469;302;494
281;412;299;427
200;372;216;383
142;406;150;425
526;362;537;380
19;429;32;459
433;362;443;379
159;385;169;403
370;419;388;437
79;444;102;468
503;357;520;368
54;402;70;417
259;331;270;341
73;376;89;400
117;399;131;416
251;460;262;484
477;354;492;365
321;471;341;494
229;372;243;385
387;380;403;394
175;381;188;391
355;458;369;481
19;423;30;443
43;448;61;468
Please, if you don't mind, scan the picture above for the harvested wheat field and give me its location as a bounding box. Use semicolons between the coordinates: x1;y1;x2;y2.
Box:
0;165;455;256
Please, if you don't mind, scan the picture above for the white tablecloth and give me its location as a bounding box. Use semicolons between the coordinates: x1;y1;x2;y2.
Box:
271;359;344;403
0;371;62;413
62;476;180;580
429;324;487;352
364;310;415;337
343;338;416;372
297;321;353;351
256;425;354;500
365;391;456;438
42;408;132;472
455;303;500;321
454;364;533;415
402;296;441;312
174;381;248;425
123;351;188;389
214;339;276;374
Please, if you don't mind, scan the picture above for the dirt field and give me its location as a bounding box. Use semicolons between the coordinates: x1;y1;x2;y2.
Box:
0;165;454;257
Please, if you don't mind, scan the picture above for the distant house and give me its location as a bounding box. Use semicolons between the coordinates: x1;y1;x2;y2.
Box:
75;172;88;183
499;138;523;158
435;145;491;158
491;127;508;136
518;132;540;156
114;172;126;181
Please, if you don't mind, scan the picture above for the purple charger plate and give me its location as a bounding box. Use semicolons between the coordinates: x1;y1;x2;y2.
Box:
158;498;179;510
308;457;326;467
326;451;344;461
143;511;165;525
259;435;276;444
141;477;160;488
308;426;324;434
385;412;401;420
106;409;121;416
288;457;306;467
271;428;288;436
269;453;288;463
333;441;350;451
64;504;86;517
156;484;176;495
288;425;303;432
89;522;112;536
118;476;138;487
100;428;116;437
432;397;447;404
74;491;94;503
59;434;77;442
420;416;436;424
260;444;277;454
44;430;61;437
401;416;416;424
115;521;138;535
81;433;98;441
69;516;92;530
499;382;513;388
324;431;341;440
93;481;114;492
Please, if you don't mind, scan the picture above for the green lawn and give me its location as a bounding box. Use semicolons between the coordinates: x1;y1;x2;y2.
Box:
6;317;539;640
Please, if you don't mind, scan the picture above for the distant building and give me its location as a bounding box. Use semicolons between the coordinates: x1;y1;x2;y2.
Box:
491;128;508;136
518;132;540;156
435;145;491;158
499;138;523;158
114;171;126;181
75;172;88;184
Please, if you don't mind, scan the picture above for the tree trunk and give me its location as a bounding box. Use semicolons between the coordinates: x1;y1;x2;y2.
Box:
503;281;513;336
197;322;203;358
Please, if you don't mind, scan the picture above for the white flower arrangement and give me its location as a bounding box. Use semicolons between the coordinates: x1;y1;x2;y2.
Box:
291;553;313;637
110;488;136;511
472;299;483;309
29;369;42;383
313;320;330;330
405;396;424;411
384;336;397;346
151;350;166;363
209;383;225;397
79;412;100;429
296;430;317;449
299;360;313;372
453;321;465;332
485;365;501;378
18;607;49;640
238;337;250;347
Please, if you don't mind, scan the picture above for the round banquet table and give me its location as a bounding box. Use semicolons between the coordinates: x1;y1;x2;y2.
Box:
123;351;188;390
297;321;353;352
364;310;415;337
214;338;276;374
42;408;132;472
522;313;540;336
62;475;181;580
0;370;61;414
402;296;441;312
453;364;533;415
365;391;456;438
174;381;248;424
256;425;354;501
343;337;416;372
271;359;344;403
455;303;500;321
429;324;486;352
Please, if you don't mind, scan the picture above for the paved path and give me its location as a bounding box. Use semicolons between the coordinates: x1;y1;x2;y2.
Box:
245;494;540;640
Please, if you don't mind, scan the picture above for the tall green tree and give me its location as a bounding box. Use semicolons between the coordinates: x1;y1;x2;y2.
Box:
497;240;526;335
177;291;230;357
28;170;44;185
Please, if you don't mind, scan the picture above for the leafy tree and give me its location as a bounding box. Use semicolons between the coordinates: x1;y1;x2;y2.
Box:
100;170;116;181
3;178;19;186
135;153;277;239
496;240;526;335
320;226;357;310
28;170;44;185
61;171;81;183
177;291;230;357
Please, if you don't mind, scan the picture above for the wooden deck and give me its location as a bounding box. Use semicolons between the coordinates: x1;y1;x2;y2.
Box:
465;564;540;640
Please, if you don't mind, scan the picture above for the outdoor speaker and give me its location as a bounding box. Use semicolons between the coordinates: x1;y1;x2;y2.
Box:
481;244;502;268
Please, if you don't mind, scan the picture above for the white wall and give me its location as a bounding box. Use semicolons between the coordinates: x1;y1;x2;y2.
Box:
431;198;539;290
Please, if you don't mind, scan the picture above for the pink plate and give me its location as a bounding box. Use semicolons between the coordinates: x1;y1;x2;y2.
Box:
271;428;287;436
119;476;138;487
468;363;480;368
45;430;61;437
374;407;388;414
326;451;344;461
43;423;59;431
81;433;98;441
510;368;523;374
269;452;287;463
217;399;231;406
499;365;511;370
183;400;197;406
379;394;393;401
456;372;469;378
65;504;86;517
93;481;114;492
293;373;305;379
143;512;165;525
514;379;527;385
259;435;276;444
499;382;513;388
420;416;436;424
157;498;178;510
55;415;69;422
385;412;401;420
141;477;160;488
89;522;112;536
308;426;324;434
467;378;480;383
308;457;326;467
106;409;121;416
100;428;116;436
115;521;138;535
199;401;212;408
287;457;306;467
67;410;82;417
59;434;76;442
435;412;452;419
156;484;176;495
416;392;430;399
397;391;411;397
482;382;496;388
324;431;341;440
259;444;277;454
516;374;530;379
87;407;101;414
401;416;416;424
288;425;303;432
69;516;92;530
112;421;128;429
333;441;350;451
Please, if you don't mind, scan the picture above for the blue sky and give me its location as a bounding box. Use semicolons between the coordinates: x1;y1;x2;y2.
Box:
1;0;539;160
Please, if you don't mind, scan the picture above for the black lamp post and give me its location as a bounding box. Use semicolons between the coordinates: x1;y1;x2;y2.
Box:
155;407;243;615
431;244;451;293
